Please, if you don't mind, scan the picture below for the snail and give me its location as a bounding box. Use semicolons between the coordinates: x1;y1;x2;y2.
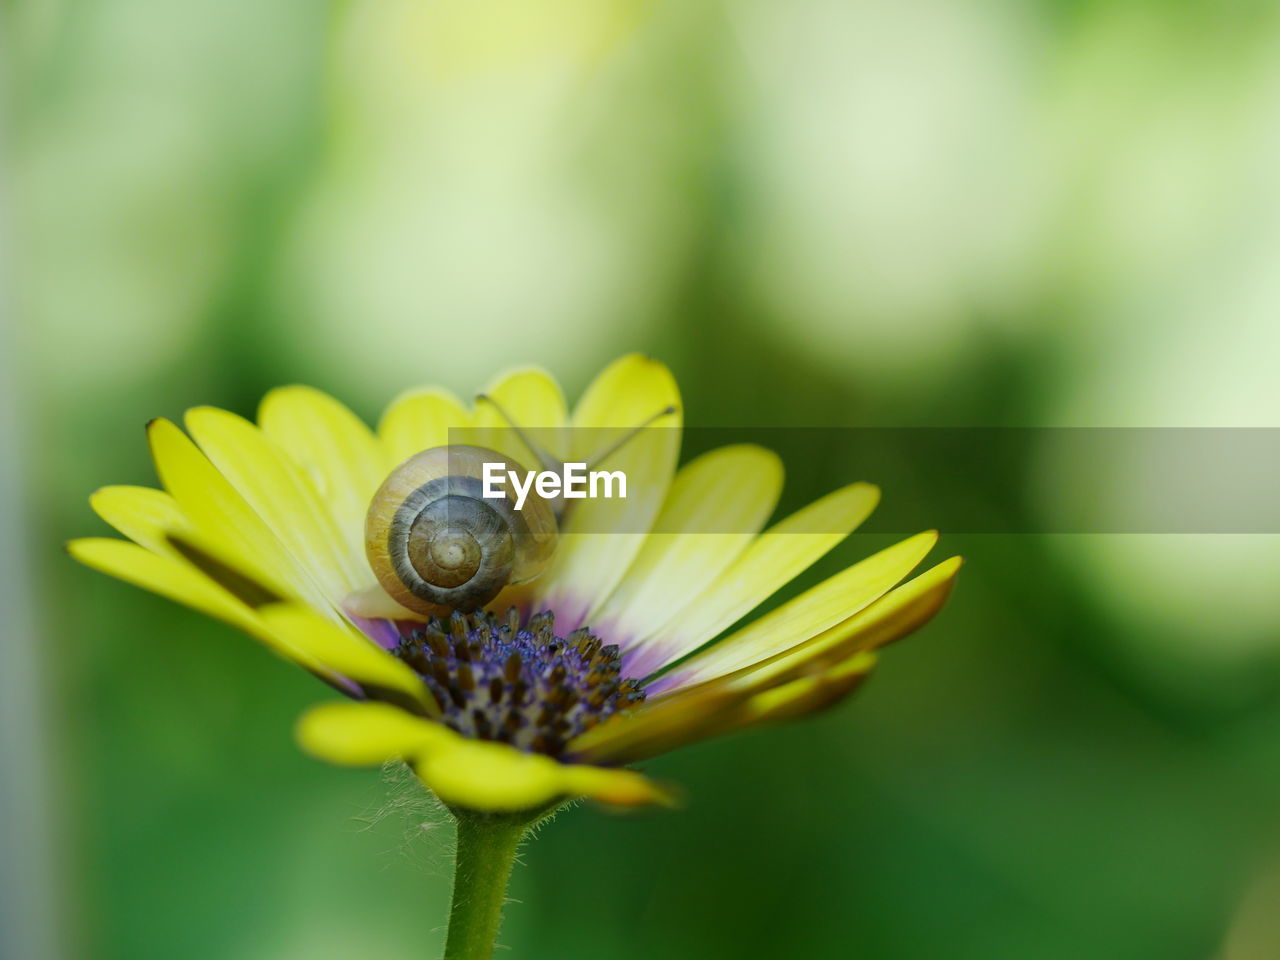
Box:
364;397;676;615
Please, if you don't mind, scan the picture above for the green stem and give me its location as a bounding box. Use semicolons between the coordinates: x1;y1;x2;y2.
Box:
443;812;531;960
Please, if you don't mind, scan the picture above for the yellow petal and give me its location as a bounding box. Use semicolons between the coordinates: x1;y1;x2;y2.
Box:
570;656;873;766
378;387;471;469
472;367;569;467
573;558;961;766
536;355;682;628
89;485;188;555
418;738;673;812
555;764;678;809
569;649;874;767
90;483;289;609
588;445;783;642
737;650;878;726
625;482;880;678
147;418;319;605
297;701;453;765
724;556;963;692
163;532;286;608
67;538;329;674
256;604;433;712
568;682;749;766
652;531;938;691
258;386;386;573
185;406;366;604
297;700;674;811
70;537;260;633
568;353;681;439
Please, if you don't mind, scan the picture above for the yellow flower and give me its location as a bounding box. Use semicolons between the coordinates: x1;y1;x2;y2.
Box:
70;355;960;814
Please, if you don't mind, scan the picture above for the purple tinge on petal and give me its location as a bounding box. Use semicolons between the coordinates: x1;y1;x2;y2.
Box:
538;590;592;637
327;615;417;699
349;614;405;651
642;664;691;697
582;613;633;654
620;642;676;685
313;668;365;699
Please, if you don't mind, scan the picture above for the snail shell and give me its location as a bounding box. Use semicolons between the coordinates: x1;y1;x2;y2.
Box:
365;445;557;614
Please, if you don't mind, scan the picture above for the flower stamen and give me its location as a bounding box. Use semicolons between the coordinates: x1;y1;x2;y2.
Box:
392;609;646;758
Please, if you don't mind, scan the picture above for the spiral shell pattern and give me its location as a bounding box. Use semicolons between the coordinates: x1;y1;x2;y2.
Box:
365;446;556;614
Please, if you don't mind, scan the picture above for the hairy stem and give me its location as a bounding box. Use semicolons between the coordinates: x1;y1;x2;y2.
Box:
442;811;531;960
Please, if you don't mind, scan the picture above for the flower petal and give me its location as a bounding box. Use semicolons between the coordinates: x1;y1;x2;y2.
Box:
734;650;878;727
147;418;322;606
258;386;386;574
70;537;262;636
536;355;682;630
588;445;784;646
568;353;681;440
67;538;339;681
378;387;471;469
90;483;295;610
297;701;674;811
297;701;453;765
649;530;938;692
571;557;961;765
555;764;679;808
89;485;188;555
719;556;963;693
184;406;366;604
472;366;569;467
255;604;434;713
418;738;674;812
567;681;749;766
623;482;881;678
567;656;862;767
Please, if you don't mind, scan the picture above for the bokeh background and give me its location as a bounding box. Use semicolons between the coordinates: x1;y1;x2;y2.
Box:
6;0;1280;957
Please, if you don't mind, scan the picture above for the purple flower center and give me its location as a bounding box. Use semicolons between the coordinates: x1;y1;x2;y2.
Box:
391;609;646;758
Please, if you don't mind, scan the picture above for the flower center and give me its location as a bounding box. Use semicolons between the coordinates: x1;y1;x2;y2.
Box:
391;609;646;758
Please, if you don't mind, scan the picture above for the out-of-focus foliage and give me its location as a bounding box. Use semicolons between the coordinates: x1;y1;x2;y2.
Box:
6;0;1280;957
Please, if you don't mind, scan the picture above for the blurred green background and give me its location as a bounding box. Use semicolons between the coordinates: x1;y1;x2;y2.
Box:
6;0;1280;957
